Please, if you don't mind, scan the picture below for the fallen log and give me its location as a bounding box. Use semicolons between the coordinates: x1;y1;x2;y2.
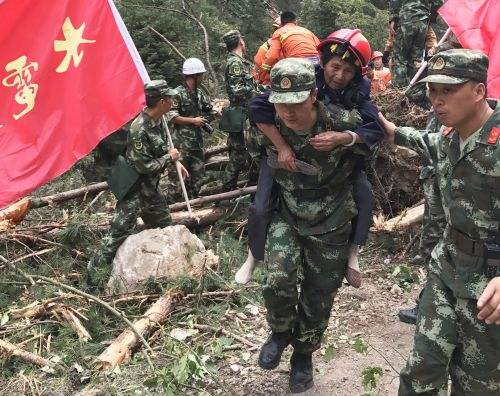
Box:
0;338;52;368
29;182;109;209
170;186;257;211
171;207;224;228
204;145;228;159
93;291;183;371
372;203;424;233
204;155;229;171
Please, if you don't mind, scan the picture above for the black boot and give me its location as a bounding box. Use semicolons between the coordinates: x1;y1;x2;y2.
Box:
289;351;314;393
258;330;292;370
398;305;418;325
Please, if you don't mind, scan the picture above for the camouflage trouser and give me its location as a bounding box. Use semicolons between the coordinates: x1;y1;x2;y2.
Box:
181;148;205;198
419;171;446;263
399;272;500;395
392;19;428;87
97;184;171;264
222;133;257;191
263;215;350;353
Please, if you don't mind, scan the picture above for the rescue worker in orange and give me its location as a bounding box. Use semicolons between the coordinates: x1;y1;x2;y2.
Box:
368;51;392;94
258;11;320;83
253;16;282;85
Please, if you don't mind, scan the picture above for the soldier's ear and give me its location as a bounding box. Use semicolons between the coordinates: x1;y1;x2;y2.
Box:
472;82;487;101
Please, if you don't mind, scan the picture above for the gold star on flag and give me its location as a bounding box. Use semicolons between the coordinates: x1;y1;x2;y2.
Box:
54;17;95;73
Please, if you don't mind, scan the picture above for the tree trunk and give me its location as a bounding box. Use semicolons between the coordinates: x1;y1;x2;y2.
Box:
29;182;108;209
0;338;52;368
93;292;183;371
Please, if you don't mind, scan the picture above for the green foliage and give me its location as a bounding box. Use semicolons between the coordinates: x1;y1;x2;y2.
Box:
350;337;369;354
300;0;390;51
362;366;383;392
324;344;336;362
390;264;419;290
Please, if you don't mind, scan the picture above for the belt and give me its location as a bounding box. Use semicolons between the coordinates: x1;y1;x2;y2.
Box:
450;228;484;257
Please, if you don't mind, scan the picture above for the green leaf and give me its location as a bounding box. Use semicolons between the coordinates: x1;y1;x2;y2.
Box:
324;345;336;362
362;366;383;391
351;338;368;354
0;312;9;326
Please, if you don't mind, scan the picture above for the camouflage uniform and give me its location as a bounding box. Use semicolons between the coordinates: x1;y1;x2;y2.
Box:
263;59;368;353
221;30;260;191
406;84;446;263
393;50;500;394
94;81;176;265
168;85;216;196
80;121;132;183
390;0;443;87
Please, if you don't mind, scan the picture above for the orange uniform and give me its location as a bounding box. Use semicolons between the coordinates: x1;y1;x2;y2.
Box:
370;67;392;94
259;23;320;82
253;39;272;85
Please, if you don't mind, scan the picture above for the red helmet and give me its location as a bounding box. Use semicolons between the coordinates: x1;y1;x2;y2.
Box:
371;51;383;60
317;29;372;69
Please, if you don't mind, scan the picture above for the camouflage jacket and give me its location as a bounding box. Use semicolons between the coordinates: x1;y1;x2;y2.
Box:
271;101;367;236
224;52;258;106
395;100;500;298
390;0;442;23
126;111;171;186
167;85;217;151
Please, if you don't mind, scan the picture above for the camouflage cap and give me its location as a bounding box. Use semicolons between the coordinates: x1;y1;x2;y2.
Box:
419;49;488;85
144;80;176;98
222;30;242;47
269;58;316;104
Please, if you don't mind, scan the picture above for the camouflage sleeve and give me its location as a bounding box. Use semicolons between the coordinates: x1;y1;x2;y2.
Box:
128;131;171;174
165;93;181;122
394;126;440;163
226;59;256;103
326;103;363;132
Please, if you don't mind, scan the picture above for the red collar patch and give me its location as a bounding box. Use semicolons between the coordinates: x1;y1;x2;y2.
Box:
442;127;453;136
487;127;500;144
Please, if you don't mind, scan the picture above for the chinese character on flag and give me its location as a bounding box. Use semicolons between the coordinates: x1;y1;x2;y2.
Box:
439;0;500;99
0;0;149;208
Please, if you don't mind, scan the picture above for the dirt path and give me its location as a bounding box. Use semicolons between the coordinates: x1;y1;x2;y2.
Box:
220;257;421;396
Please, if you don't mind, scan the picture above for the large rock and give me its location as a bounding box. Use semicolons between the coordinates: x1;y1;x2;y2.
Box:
107;225;218;294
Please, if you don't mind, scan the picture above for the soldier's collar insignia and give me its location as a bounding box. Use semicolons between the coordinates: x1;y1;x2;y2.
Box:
280;76;292;89
172;98;178;108
433;57;446;70
233;66;242;75
134;141;144;151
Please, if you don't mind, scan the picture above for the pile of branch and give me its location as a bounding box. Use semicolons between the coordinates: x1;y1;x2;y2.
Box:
374;88;428;128
8;294;91;341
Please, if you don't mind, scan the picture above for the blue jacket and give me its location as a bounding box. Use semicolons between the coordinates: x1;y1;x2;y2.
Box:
249;66;385;150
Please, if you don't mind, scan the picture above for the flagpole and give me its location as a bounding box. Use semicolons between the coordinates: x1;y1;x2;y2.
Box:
409;27;452;86
162;116;193;216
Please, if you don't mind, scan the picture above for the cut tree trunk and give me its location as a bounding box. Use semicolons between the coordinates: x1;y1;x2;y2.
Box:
29;182;108;209
372;203;425;233
0;338;52;368
171;207;224;227
204;144;228;159
93;292;183;371
204;155;229;171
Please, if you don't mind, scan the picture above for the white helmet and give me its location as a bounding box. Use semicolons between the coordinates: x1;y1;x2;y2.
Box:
182;57;206;75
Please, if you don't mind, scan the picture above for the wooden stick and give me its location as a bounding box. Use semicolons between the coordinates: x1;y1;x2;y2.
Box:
204;145;228;159
94;291;183;371
162;116;193;216
170;186;256;212
0;338;51;368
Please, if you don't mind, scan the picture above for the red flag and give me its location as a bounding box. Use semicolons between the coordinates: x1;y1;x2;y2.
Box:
0;0;149;208
439;0;500;99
